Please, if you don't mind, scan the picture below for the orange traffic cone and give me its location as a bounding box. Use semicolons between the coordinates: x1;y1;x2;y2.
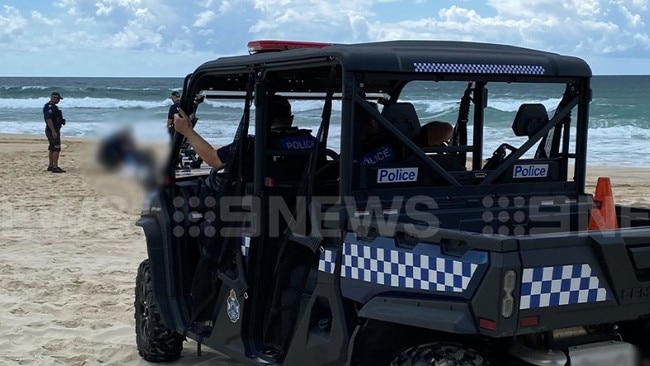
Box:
588;177;618;230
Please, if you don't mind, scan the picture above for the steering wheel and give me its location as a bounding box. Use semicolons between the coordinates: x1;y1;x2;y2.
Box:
313;148;340;179
206;167;225;193
483;143;518;170
325;148;339;160
492;143;518;159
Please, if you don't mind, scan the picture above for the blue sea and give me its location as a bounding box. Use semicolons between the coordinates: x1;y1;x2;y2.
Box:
1;76;649;166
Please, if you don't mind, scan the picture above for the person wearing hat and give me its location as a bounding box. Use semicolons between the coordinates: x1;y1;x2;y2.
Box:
172;94;316;171
167;91;182;139
44;92;66;173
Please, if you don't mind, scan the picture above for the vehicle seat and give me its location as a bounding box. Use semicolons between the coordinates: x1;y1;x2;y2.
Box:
239;133;326;187
511;103;549;138
483;103;550;170
381;102;421;140
264;148;314;184
416;121;454;147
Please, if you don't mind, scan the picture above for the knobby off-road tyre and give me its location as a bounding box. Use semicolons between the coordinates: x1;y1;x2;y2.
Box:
391;342;488;366
135;259;185;362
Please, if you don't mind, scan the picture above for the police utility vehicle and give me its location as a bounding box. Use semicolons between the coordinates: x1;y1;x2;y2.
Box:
134;40;650;365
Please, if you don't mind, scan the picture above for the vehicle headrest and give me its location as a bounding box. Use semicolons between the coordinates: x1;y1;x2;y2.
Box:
512;103;549;137
381;102;421;139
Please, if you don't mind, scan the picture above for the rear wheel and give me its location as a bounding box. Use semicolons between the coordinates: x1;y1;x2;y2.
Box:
135;259;184;362
391;342;488;366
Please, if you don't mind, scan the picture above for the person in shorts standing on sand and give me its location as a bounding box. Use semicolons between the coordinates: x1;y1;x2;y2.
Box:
167;91;181;139
44;92;66;173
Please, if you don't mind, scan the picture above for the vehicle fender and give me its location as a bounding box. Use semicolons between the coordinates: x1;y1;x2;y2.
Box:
136;216;177;329
358;296;478;334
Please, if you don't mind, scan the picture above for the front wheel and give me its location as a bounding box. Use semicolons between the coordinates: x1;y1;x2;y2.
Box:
135;259;184;362
391;342;488;366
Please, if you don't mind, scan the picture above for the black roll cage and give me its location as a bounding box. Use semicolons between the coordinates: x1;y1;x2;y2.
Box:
168;41;592;205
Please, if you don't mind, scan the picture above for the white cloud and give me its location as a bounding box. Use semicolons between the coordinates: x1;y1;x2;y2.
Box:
3;0;650;76
96;4;114;16
349;15;371;42
110;18;164;49
135;7;151;17
623;0;649;11
248;0;379;44
96;0;146;9
200;0;217;7
193;10;216;27
219;0;234;13
197;28;215;36
364;1;650;61
31;11;62;26
570;0;601;17
0;6;27;38
615;1;646;28
54;0;79;15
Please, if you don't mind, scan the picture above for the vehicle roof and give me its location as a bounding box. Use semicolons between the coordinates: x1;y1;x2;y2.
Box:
194;40;592;78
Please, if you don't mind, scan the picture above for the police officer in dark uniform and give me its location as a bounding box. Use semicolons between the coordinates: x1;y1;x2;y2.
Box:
172;94;316;171
355;102;399;166
44;92;66;173
175;95;320;360
167;91;181;139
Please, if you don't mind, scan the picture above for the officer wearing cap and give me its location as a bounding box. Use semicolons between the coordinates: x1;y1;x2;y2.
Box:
173;94;316;171
44;92;66;173
167;91;181;139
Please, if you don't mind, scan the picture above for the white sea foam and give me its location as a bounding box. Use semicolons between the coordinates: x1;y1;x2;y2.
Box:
2;76;649;166
0;97;171;110
488;97;561;113
3;118;648;166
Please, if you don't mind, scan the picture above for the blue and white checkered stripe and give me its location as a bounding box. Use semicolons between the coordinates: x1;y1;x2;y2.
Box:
341;243;478;292
520;264;610;310
241;236;250;257
414;62;545;75
318;249;337;274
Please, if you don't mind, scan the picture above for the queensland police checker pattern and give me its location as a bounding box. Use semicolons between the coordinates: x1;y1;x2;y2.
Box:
340;242;485;293
520;264;610;309
413;62;546;75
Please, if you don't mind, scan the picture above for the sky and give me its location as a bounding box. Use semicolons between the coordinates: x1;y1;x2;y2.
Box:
1;0;650;77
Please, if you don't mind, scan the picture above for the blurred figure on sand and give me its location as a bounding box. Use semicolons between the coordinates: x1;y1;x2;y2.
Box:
96;127;158;190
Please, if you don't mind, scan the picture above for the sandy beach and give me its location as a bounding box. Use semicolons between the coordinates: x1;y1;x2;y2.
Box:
0;134;239;365
1;132;649;365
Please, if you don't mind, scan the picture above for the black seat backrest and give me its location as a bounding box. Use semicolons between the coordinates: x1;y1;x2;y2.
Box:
381;102;421;140
265;149;313;183
512;103;549;138
239;129;324;184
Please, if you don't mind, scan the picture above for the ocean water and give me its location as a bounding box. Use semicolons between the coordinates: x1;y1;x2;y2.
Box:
1;76;649;166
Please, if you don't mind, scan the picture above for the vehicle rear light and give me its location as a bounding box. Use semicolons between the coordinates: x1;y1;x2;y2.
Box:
501;270;517;318
479;318;497;331
264;177;275;187
520;315;539;327
247;40;334;54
